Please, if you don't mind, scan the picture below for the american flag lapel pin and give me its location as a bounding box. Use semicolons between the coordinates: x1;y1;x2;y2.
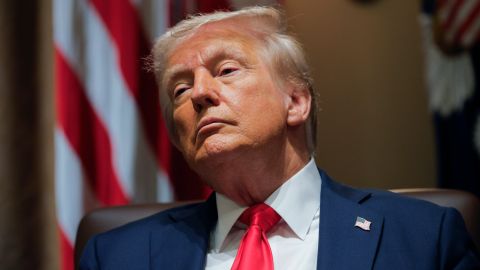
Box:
354;216;371;231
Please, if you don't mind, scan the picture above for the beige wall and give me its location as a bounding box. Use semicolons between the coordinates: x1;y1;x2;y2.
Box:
286;1;436;189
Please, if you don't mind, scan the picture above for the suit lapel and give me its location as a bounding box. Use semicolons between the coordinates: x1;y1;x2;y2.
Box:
317;171;384;270
149;195;217;270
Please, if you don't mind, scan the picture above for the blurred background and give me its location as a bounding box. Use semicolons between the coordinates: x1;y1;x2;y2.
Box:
0;0;478;269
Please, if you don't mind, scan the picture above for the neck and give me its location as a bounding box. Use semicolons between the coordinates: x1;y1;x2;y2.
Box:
197;139;310;206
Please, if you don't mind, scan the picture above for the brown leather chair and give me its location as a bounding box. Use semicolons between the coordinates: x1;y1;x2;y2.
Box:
74;189;480;268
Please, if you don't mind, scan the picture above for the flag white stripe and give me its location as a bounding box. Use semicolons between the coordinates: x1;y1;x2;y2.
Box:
157;170;174;202
55;129;98;243
130;0;169;41
53;0;89;75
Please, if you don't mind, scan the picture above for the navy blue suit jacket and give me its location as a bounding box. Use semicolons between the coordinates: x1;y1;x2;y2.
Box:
80;170;480;269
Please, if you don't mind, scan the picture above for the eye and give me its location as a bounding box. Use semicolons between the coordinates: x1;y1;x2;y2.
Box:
173;84;190;99
219;68;237;76
218;63;239;77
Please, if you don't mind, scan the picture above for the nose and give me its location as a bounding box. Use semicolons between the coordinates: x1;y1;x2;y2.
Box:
191;69;220;112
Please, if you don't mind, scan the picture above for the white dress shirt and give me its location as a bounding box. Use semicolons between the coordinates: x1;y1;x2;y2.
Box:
205;159;322;270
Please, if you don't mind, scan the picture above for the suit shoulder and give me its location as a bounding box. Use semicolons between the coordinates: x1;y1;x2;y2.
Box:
363;188;449;218
94;202;203;242
320;170;450;221
79;201;213;269
82;201;205;261
366;188;479;267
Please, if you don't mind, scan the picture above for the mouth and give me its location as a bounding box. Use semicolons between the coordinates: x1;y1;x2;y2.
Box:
195;117;230;138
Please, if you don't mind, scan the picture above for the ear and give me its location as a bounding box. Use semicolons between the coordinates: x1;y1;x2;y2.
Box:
286;87;311;127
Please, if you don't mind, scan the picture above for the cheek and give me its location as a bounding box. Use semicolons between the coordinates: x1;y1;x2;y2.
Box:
173;107;195;143
235;90;288;133
249;83;288;114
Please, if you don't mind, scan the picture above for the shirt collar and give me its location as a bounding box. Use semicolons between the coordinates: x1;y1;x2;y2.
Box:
212;158;322;251
213;193;246;252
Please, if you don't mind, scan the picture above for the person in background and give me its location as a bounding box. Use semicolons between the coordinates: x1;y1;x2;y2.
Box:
80;6;479;269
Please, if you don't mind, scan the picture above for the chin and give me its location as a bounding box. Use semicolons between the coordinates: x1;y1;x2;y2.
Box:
195;144;235;164
192;138;245;167
197;134;243;156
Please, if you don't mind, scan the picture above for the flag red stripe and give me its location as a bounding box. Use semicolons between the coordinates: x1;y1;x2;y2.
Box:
168;0;188;26
442;0;465;30
196;0;231;12
59;226;74;270
453;1;480;45
55;48;129;205
89;0;172;175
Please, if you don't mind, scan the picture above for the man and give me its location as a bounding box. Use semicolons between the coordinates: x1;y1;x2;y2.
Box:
80;7;479;269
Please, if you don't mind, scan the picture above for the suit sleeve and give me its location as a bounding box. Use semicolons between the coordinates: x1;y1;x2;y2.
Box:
438;207;480;270
79;236;100;270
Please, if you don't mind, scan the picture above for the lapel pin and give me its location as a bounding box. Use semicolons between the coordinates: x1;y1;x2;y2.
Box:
354;216;371;231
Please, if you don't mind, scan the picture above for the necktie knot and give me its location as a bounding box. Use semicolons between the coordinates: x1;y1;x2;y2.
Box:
239;203;280;233
232;203;280;270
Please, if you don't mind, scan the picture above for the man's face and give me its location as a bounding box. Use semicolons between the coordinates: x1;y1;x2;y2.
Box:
164;24;290;177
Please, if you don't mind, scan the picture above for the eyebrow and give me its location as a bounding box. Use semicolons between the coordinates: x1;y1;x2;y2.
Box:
163;45;252;88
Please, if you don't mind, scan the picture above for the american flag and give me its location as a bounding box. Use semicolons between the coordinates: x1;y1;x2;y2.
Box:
422;0;480;198
53;1;279;270
354;216;371;231
436;0;480;50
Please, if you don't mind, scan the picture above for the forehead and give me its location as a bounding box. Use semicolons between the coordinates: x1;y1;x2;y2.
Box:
166;22;262;69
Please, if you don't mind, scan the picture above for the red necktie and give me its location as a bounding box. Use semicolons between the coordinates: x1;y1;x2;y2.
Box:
231;203;281;270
